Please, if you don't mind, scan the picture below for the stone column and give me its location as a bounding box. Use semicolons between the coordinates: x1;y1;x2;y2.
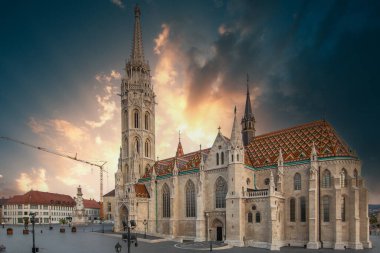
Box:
333;188;344;250
359;184;371;249
195;165;206;241
268;174;280;250
171;169;180;238
307;156;320;249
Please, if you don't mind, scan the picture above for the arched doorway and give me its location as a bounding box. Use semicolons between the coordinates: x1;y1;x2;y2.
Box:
212;218;224;241
120;205;129;231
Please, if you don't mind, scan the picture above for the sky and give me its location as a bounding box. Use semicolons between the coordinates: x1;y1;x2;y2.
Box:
0;0;379;203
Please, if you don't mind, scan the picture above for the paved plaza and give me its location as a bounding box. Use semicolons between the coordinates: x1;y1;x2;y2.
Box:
1;224;379;253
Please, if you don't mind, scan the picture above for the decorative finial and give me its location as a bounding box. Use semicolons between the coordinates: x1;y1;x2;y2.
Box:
199;144;202;151
218;126;221;133
179;130;181;142
157;156;159;161
234;106;237;114
247;73;249;92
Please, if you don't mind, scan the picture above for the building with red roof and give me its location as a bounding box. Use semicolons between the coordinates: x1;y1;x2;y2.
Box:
2;190;75;224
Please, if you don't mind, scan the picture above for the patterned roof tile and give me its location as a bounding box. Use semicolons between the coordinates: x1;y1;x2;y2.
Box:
245;120;355;168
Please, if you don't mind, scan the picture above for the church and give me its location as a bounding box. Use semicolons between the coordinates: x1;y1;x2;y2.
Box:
113;5;372;250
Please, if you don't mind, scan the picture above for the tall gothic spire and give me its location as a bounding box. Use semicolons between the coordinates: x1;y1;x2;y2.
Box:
176;131;184;157
244;74;253;118
130;4;145;65
241;74;256;146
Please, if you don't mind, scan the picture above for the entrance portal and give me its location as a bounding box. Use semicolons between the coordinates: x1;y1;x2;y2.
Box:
211;218;224;241
217;226;223;241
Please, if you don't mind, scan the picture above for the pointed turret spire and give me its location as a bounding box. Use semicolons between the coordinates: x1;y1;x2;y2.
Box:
241;74;256;146
244;74;253;117
130;4;145;64
311;142;318;162
176;130;184;157
278;148;283;167
230;106;243;147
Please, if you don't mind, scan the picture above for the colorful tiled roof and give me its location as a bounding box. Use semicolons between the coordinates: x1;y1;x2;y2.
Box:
135;184;149;198
83;199;100;209
103;189;115;197
142;148;211;178
245;120;355;168
6;190;76;206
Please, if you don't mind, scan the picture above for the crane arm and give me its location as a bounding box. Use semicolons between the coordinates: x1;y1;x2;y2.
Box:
0;136;107;171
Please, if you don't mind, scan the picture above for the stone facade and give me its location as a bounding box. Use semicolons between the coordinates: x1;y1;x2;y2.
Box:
113;5;372;250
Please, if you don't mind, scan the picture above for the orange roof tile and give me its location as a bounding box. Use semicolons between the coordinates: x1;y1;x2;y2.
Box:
245;120;355;168
142;148;211;178
83;199;100;209
6;190;75;206
134;184;149;198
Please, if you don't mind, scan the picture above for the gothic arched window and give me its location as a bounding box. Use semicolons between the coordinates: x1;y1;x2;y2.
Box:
216;153;219;166
221;152;224;165
135;137;140;154
215;177;227;208
133;110;139;128
300;196;306;222
340;169;348;188
144;112;149;130
248;212;253;223
341;196;346;222
185;180;196;217
322;169;331;188
290;198;296;222
294;173;301;190
354;169;358;187
323;195;330;222
256;212;261;223
145;139;150;158
162;184;170;218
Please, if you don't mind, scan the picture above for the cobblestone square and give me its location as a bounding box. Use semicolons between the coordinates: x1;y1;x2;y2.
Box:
1;224;379;253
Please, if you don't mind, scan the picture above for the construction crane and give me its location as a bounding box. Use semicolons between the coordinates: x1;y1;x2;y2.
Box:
0;136;108;218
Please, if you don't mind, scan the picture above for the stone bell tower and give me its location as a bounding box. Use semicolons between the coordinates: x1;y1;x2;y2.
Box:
120;4;156;183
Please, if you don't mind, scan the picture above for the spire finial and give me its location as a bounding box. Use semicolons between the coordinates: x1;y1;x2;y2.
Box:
130;4;145;64
179;130;181;142
218;126;221;133
234;106;237;115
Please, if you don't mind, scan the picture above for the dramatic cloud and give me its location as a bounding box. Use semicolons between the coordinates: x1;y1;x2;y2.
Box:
28;117;46;134
16;168;49;192
154;24;170;55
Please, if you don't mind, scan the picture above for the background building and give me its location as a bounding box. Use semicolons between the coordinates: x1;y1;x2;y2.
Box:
103;189;115;221
0;198;8;224
2;190;75;224
84;199;100;222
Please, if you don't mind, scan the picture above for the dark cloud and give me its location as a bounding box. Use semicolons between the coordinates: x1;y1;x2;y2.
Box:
178;0;380;201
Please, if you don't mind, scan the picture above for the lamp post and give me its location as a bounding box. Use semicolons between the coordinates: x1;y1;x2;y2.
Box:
122;219;138;253
30;212;38;253
143;219;147;239
209;228;212;252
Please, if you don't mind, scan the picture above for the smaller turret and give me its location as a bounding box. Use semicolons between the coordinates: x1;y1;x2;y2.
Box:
241;74;256;146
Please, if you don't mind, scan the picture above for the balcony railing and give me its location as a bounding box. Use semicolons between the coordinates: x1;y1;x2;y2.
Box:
244;189;269;198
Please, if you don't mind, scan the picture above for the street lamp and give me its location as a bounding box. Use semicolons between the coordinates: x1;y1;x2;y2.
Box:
115;242;122;253
30;212;39;253
143;219;148;239
209;228;212;252
122;219;138;253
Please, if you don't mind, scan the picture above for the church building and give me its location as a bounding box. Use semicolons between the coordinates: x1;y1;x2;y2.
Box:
114;5;372;250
